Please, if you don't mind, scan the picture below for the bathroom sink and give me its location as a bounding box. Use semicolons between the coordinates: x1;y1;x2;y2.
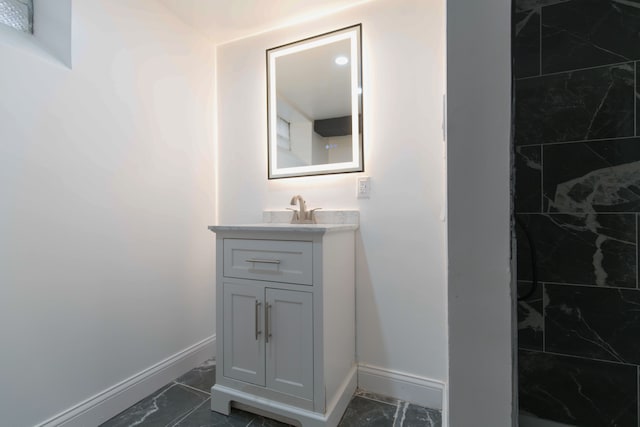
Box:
208;209;359;234
208;223;358;233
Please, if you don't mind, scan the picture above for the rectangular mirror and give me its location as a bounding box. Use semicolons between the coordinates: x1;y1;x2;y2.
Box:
267;24;363;179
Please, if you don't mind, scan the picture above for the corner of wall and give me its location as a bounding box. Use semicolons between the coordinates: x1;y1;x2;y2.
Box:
33;0;72;68
0;0;73;68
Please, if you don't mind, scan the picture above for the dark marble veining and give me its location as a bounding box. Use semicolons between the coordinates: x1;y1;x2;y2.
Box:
519;350;638;426
514;0;640;423
518;281;544;351
542;0;640;74
515;145;542;213
514;9;541;78
100;383;209;427
397;402;441;427
339;396;396;427
101;361;442;427
515;0;570;12
545;284;640;364
516;213;637;287
543;138;640;213
515;63;634;145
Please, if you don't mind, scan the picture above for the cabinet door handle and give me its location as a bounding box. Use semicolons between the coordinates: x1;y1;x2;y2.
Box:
246;258;281;265
255;301;262;340
265;303;272;343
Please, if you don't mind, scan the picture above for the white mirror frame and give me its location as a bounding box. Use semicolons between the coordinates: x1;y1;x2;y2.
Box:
267;24;363;179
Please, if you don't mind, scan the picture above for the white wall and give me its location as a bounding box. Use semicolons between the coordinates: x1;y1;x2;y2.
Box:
0;2;216;426
326;135;352;164
217;0;447;390
446;0;514;425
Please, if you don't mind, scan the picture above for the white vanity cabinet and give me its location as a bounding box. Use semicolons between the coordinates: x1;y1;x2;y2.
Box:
207;224;357;427
222;281;314;399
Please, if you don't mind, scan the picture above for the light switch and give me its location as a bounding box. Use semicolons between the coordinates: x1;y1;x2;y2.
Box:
357;176;370;199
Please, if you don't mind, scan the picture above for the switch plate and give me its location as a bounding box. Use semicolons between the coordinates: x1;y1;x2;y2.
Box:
357;176;370;199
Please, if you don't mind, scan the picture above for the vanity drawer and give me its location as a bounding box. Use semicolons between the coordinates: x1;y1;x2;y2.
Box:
223;239;313;285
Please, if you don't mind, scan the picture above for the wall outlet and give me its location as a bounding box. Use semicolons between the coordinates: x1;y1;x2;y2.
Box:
357;176;371;199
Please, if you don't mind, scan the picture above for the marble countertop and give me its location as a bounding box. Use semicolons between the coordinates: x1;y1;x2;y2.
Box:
208;223;358;233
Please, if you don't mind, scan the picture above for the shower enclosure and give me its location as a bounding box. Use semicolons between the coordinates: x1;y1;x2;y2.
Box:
513;0;640;425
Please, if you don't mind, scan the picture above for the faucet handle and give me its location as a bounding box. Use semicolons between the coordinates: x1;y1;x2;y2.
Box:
307;208;321;224
286;207;300;224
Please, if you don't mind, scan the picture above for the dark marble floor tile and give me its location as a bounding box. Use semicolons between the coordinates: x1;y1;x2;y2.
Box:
515;0;570;12
103;358;442;427
398;402;441;427
100;383;208;427
517;282;544;351
515;64;634;145
516;213;636;287
338;396;397;427
173;399;292;427
518;350;638;426
545;284;640;364
515;145;542;213
543;138;640;213
542;0;640;74
514;9;541;78
175;359;216;394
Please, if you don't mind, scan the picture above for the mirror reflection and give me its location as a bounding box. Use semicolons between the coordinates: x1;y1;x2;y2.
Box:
267;25;363;179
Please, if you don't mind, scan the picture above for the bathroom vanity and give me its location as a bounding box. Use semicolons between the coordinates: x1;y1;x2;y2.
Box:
208;217;358;427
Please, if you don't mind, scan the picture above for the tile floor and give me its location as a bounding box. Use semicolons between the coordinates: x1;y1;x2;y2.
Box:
100;360;442;427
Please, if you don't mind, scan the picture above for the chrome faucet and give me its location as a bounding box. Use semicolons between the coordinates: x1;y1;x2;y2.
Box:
288;195;320;224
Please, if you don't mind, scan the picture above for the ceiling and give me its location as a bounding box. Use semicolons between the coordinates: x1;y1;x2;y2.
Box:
158;0;371;44
276;37;352;120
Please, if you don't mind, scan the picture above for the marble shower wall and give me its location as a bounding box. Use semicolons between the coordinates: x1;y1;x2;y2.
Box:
514;0;640;425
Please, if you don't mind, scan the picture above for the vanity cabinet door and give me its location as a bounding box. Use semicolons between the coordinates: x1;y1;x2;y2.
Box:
265;288;313;400
223;282;265;386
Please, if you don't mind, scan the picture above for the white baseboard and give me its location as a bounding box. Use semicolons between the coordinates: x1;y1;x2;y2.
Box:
36;335;216;427
357;364;444;411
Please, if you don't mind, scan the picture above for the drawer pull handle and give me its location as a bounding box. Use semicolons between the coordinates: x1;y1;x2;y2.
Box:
255;301;262;340
265;303;272;343
246;258;281;265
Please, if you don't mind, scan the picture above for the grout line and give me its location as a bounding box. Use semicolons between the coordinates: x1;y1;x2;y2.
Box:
539;6;542;76
168;398;210;427
515;60;636;81
515;135;640;148
515;211;638;215
541;283;545;354
541;281;639;291
172;381;211;397
521;348;639;368
392;400;401;427
357;392;401;408
540;145;544;212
